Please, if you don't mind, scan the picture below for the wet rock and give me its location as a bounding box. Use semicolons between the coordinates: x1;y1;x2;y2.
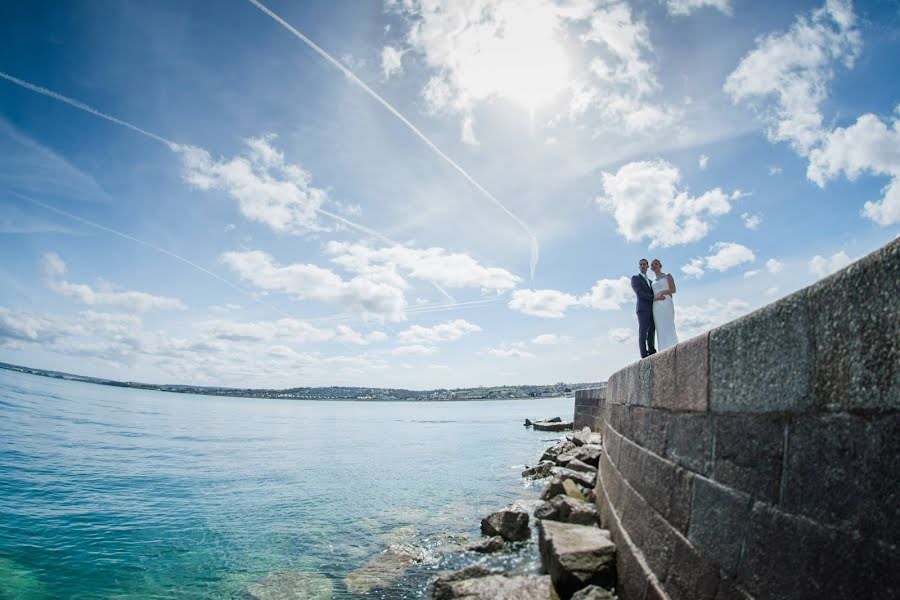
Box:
247;570;334;600
343;546;423;594
565;459;598;475
547;417;564;423
534;495;599;526
538;520;616;599
571;585;618;600
540;440;577;462
550;466;596;489
540;476;591;501
436;574;553;599
481;508;530;542
466;536;505;553
522;460;555;479
524;418;532;427
573;444;602;468
432;565;502;600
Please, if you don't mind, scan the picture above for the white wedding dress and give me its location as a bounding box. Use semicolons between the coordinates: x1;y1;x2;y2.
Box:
652;275;679;350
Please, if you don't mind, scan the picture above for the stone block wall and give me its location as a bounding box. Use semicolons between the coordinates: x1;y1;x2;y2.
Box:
575;238;899;600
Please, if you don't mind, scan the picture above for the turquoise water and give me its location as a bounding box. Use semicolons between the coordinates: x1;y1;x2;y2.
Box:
0;369;572;599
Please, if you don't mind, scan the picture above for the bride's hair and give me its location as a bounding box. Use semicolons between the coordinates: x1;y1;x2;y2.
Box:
651;258;662;268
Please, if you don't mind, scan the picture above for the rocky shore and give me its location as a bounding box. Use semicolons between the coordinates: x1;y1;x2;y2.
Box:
428;426;618;600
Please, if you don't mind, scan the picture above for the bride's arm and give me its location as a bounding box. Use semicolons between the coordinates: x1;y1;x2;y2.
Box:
664;273;676;296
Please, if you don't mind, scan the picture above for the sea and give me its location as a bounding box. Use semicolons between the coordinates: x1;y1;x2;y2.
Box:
0;368;574;599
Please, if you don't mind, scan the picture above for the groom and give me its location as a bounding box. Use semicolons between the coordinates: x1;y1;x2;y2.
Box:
631;258;656;358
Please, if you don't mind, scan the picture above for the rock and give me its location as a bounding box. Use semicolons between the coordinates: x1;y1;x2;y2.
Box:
565;459;598;475
555;452;577;467
344;546;423;594
432;566;502;600
481;508;530;542
466;536;505;553
562;479;587;501
571;430;603;447
540;476;591;501
533;420;575;432
436;574;553;599
547;416;564;423
550;466;596;489
538;520;616;599
247;570;334;600
571;585;618;600
540;440;576;462
524;418;532;427
573;445;603;468
522;460;555;479
534;495;599;526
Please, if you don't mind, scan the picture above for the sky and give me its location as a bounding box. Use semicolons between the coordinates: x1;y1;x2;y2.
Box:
1;0;898;389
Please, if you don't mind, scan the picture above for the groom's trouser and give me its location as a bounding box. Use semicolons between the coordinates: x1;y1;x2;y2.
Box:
637;310;656;358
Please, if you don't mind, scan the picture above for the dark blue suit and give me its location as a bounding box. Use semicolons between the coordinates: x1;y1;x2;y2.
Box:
631;274;656;358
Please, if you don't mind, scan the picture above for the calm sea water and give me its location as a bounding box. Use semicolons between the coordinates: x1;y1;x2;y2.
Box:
0;369;573;599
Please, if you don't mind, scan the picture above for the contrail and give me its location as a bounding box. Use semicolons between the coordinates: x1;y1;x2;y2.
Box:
245;0;540;280
0;70;456;301
0;71;177;148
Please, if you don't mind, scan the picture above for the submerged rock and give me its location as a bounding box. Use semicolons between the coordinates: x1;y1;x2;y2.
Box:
571;585;618;599
435;574;553;599
343;546;423;594
246;570;334;600
432;565;502;600
466;535;505;553
534;495;599;526
481;508;530;542
538;520;616;599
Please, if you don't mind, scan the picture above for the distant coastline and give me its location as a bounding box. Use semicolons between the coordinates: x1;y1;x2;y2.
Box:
0;361;604;402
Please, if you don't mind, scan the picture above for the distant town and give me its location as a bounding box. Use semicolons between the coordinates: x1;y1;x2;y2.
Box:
0;361;604;402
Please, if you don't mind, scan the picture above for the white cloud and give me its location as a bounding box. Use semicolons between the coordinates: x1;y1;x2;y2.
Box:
766;286;780;297
508;289;579;319
676;298;751;338
335;325;388;346
325;242;520;292
487;344;535;359
768;165;783;175
596;160;734;247
531;334;571;345
460;115;480;147
579;277;633;310
807;110;900;225
381;45;404;78
608;327;635;344
397;319;481;345
41;252;66;277
741;212;762;230
681;257;706;278
174;135;329;234
809;250;852;278
705;242;756;271
221;250;407;321
392;344;438;356
724;0;860;154
699;154;709;170
663;0;732;16
766;258;784;274
744;270;760;278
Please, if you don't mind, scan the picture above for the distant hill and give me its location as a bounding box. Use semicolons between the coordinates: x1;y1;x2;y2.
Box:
0;361;604;401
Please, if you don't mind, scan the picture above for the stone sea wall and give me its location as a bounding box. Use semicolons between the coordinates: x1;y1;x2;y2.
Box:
575;238;899;600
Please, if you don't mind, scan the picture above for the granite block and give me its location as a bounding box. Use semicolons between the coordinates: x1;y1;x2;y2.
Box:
665;413;712;475
650;346;676;409
673;333;709;411
712;413;786;503
688;477;752;577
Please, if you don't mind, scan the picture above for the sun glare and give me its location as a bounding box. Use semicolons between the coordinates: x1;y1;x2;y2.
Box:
455;8;571;113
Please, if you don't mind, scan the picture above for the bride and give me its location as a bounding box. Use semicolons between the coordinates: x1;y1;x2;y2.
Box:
650;259;679;350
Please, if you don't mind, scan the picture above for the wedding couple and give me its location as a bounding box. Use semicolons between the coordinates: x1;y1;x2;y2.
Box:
631;258;679;358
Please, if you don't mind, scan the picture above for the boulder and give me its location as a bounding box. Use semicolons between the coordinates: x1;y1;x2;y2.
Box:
247;570;334;600
435;574;553;599
571;429;603;447
562;479;587;501
554;452;577;467
540;440;576;462
550;466;596;489
565;459;598;475
573;444;602;468
344;546;423;594
521;460;555;480
538;520;616;599
481;508;530;542
533;420;575;432
571;585;618;600
547;416;564;423
534;495;599;526
540;476;591;501
432;566;502;600
466;536;505;553
524;418;532;427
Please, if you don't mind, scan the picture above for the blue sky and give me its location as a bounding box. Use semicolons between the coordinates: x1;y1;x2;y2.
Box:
1;0;898;388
